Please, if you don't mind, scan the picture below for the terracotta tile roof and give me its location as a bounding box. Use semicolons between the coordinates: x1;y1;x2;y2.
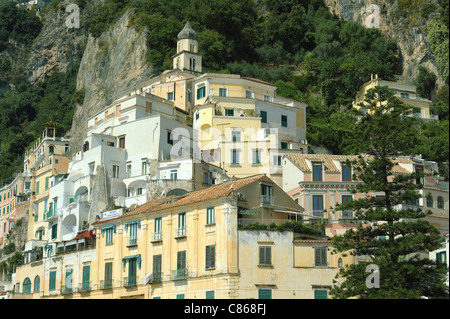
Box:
287;154;359;173
287;154;424;175
122;174;266;217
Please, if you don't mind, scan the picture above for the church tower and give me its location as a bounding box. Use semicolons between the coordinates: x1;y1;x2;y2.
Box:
173;21;202;73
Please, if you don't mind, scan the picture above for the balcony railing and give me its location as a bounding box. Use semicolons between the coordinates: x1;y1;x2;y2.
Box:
338;210;354;219
150;272;162;283
79;282;91;292
176;227;186;238
100;280;113;290
260;195;274;205
123;276;137;287
128;237;137;246
171;268;188;280
61;286;73;295
151;232;162;242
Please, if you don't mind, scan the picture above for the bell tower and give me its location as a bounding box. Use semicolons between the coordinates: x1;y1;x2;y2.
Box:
173;21;202;73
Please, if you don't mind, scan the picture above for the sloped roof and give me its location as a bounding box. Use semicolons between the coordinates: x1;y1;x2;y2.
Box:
121;174;266;218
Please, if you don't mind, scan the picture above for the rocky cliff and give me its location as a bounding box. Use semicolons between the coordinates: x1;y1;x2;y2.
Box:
69;8;154;152
324;0;445;88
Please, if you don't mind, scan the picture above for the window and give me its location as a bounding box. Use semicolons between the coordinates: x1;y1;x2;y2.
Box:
119;136;125;149
313;163;322;181
252;149;262;165
315;247;327;266
178;212;186;237
313;195;323;217
23;278;31;294
177;250;187;275
176;294;185;299
49;145;55;154
259;246;272;266
436;251;447;264
342;164;351;181
129;223;138;246
127;258;137;286
82;265;90;291
35;181;39;194
105;228;113;244
167;92;174;100
264;94;271;102
231;149;239;165
170;169;178;180
437;196;444;209
273;155;282;166
197;86;206;99
112;165;119;178
314;289;328;299
104;262;113;288
34;204;39;222
34;276;40;293
45;177;49;190
167;189;187;197
232;131;241;142
141;162;148;175
246;90;254;99
206;245;215;269
258;289;272;299
281;115;287;127
260;110;267;123
400;92;409;98
280;141;288;150
51;224;57;240
49;271;57;291
415;166;424;185
427;195;433;208
137;188;143;195
127;164;132;178
154;218;162;240
188;90;191;102
153;255;162;282
206;290;215;299
341;195;352;218
206;207;215;225
44;199;48;213
261;184;273;204
219;88;227;97
225;108;234;116
338;258;343;269
167;131;173;145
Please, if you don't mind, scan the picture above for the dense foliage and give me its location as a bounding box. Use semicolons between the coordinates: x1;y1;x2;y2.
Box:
0;0;42;51
330;87;448;299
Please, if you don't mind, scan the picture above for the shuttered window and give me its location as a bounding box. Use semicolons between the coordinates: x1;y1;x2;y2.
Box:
206;290;215;299
258;289;272;299
205;245;215;269
314;289;328;299
82;265;90;290
315;247;327;266
104;262;112;282
177;250;186;270
49;271;56;291
259;246;272;266
153;255;162;282
206;207;215;225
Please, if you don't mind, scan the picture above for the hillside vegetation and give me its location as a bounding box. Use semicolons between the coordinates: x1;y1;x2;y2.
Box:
0;0;448;184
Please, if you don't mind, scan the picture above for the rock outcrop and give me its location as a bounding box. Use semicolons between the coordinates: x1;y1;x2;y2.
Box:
324;0;445;89
69;8;154;152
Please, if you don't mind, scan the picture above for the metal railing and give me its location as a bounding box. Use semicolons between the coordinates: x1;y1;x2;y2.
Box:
151;232;162;242
100;280;113;290
171;268;188;280
123;276;137;287
260;195;274;205
176;227;186;237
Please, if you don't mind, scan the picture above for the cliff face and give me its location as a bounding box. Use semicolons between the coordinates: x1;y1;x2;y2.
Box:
324;0;445;88
26;7;88;84
69;8;154;152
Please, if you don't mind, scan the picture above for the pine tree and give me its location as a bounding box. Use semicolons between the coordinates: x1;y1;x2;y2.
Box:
330;86;449;299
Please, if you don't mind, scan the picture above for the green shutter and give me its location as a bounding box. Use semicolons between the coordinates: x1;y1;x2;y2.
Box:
82;265;90;284
258;289;272;299
176;293;185;299
49;271;56;291
206;290;215;299
314;290;328;299
206;245;215;269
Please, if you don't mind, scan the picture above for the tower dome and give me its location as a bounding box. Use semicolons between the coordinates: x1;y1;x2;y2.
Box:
177;21;198;40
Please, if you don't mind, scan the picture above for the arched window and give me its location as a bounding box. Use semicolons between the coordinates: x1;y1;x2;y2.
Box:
23;277;31;294
437;196;444;209
49;145;55;154
167;189;187;197
34;276;40;293
83;141;89;152
426;195;433;208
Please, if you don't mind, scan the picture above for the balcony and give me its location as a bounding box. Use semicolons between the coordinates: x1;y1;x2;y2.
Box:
61;286;73;295
151;232;162;243
43;207;57;221
338;210;354;219
100;280;113;290
151;272;163;283
171;268;188;280
79;282;91;292
127;237;138;247
123;276;137;287
175;227;186;238
260;195;274;206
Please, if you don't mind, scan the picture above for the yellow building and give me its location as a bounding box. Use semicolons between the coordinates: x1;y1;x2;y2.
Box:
354;74;438;120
